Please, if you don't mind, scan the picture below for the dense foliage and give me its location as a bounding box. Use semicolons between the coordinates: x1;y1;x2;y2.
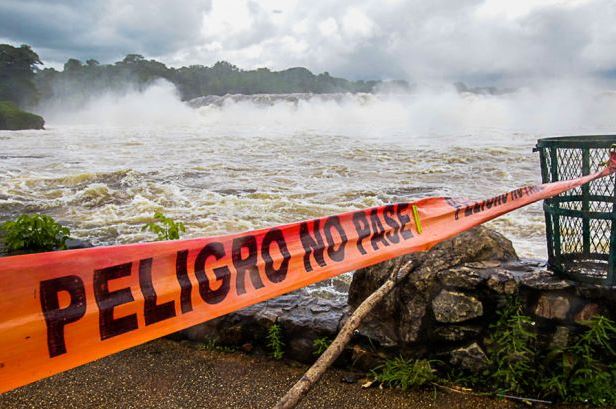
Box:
371;298;616;405
372;358;438;390
0;44;42;107
453;298;616;405
312;337;332;356
1;214;70;252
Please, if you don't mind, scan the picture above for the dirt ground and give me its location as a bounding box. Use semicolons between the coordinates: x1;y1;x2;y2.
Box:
0;339;586;409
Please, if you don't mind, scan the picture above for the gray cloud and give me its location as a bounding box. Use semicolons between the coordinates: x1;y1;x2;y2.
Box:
1;0;616;84
0;0;211;64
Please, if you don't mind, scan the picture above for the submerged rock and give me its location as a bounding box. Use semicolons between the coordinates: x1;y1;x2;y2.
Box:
65;238;94;249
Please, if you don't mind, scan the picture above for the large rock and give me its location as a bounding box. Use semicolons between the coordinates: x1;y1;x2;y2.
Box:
348;226;517;347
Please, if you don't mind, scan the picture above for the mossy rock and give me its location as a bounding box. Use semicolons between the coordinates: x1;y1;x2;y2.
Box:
0;101;45;130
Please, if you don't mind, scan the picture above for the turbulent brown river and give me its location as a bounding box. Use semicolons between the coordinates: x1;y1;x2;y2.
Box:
2;82;616;264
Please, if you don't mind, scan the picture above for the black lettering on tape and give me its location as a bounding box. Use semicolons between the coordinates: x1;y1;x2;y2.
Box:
232;236;264;295
352;211;370;255
369;208;390;250
40;275;87;357
262;228;291;283
175;250;193;313
324;216;348;262
94;263;138;340
139;258;176;325
299;220;327;272
195;242;231;304
383;205;401;244
396;204;414;240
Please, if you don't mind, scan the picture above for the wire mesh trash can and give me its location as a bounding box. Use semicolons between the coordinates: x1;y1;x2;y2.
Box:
535;135;616;286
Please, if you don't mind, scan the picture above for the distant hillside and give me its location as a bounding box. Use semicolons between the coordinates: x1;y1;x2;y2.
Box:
34;53;411;105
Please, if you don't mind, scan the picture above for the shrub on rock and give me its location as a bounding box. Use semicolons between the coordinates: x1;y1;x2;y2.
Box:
0;101;44;130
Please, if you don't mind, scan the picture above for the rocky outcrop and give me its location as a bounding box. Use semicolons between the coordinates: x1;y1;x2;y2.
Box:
0;101;44;130
348;226;517;348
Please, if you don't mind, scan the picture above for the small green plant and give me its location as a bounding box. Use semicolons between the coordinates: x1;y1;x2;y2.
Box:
142;212;185;241
200;339;236;353
1;214;70;252
485;296;538;395
372;357;437;390
312;336;332;356
267;323;285;360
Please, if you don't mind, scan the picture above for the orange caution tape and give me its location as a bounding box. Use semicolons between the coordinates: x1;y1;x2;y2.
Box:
1;152;615;393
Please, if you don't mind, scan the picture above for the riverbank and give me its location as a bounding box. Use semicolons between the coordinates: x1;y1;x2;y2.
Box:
0;338;525;409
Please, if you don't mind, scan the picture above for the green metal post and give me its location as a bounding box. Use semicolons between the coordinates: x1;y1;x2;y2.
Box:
582;148;590;257
549;147;561;258
539;148;554;260
608;173;616;286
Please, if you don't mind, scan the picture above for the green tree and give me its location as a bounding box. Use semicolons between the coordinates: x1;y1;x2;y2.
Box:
0;44;42;107
63;58;83;72
122;54;145;64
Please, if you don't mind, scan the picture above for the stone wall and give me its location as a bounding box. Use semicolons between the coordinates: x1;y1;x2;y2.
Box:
179;226;616;372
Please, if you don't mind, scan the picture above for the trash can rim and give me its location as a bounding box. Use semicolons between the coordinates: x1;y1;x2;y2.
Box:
536;134;616;149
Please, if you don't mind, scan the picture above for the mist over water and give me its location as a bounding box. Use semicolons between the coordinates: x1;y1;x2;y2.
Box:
41;79;616;137
40;80;197;127
2;79;616;259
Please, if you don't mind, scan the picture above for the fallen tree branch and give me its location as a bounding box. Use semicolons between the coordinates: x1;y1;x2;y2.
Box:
273;259;416;409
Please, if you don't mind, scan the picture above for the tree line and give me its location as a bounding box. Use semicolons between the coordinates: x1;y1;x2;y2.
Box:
0;44;410;110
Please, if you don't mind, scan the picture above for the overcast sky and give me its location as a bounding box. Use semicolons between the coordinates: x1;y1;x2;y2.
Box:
1;0;615;84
